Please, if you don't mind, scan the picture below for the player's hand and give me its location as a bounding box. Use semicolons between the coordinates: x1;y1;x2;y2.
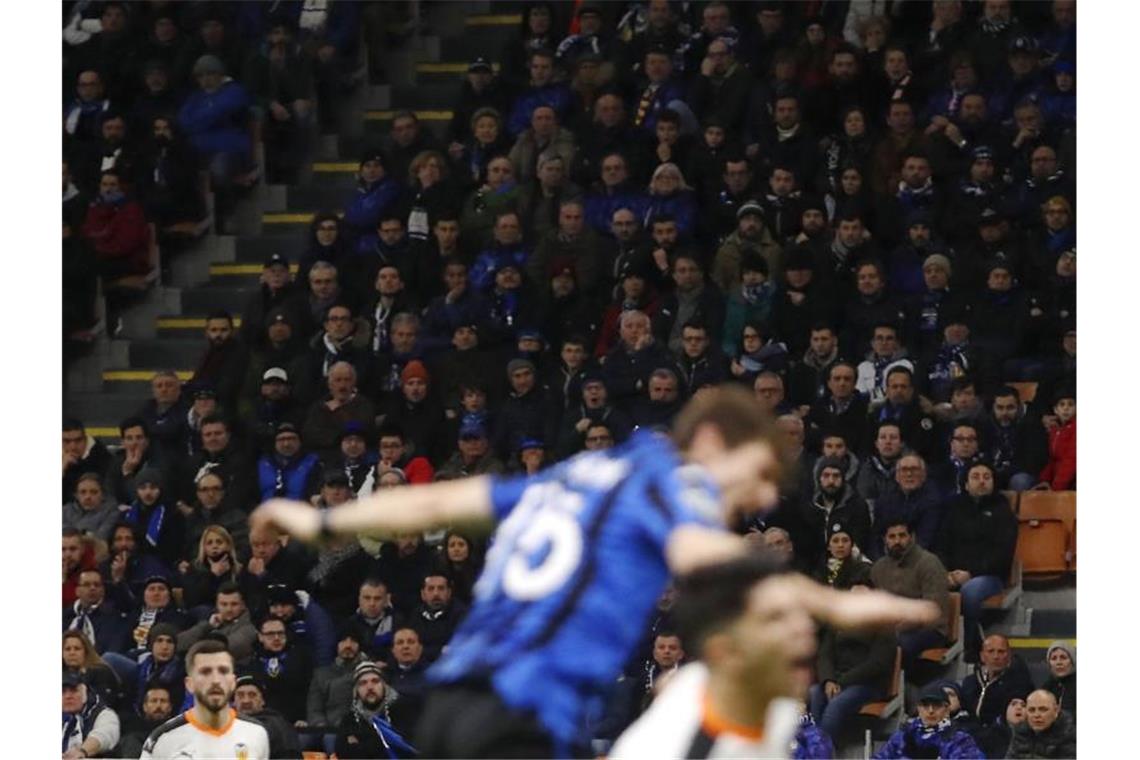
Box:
250;498;322;543
790;576;940;630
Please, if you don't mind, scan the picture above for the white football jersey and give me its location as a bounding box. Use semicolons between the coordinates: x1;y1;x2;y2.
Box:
610;663;801;759
140;708;270;760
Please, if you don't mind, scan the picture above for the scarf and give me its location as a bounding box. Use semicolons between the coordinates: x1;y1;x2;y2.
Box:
742;281;774;305
929;341;970;397
64;97;109;135
322;332;347;376
979;15;1012;35
369;714;417;758
991;421;1017;471
69;601;98;648
897;177;935;209
372;299;393;353
803;346;838;372
63;691;105;753
259;649;289;679
776;123;800;142
126;501;166;548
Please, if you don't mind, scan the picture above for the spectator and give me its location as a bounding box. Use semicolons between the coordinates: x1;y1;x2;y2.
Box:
123;466;185;569
302;361;377;457
62;671;121;760
528;199;601;298
930;421;985;498
258;422;322;502
380;361;449;466
494;358;558;458
133;116;208;229
137;371;190;464
189;311;247;410
1041;641;1077;720
809;585;896;743
407;573;468;664
119;575;193;653
800;456;872;570
81;169;151;291
335;661;418;759
807;362;868;450
787;323;841;411
232;675;304;759
114;683;175;758
726;319;788;385
644;162;697;238
855;421;904;505
180;413;257;513
176;582;258;661
1006;689;1076;759
64;70;112;144
870;519;950;668
63;473;120;544
655;251;726;354
438;417;506;478
1037;389;1076;490
519;154;583;247
872;453;945;557
630;367;685;432
178;54;254;190
812;522;871;590
449;62;512;152
874;684;984;759
383;111;443;195
856;323;913;406
985;385;1048;491
240;254;303;349
342;151;404;245
62;629;122;708
675;322;730;398
64;569;130;656
308;625;368;731
959;633;1036;756
509;105;577;185
100;522;172;611
242;15;314;184
938;461;1018;660
245;615;314;724
178;523;243;613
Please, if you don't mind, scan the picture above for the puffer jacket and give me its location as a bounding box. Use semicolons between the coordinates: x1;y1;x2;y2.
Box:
1006;710;1077;759
874;717;984;759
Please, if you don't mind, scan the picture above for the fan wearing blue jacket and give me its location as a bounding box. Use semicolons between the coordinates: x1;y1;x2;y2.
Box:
875;685;984;759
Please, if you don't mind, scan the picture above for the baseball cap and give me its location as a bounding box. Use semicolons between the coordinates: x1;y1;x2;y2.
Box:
263;367;289;383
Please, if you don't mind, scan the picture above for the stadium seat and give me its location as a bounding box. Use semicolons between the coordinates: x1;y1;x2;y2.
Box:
859;648;904;721
919;592;963;665
1016;518;1069;578
1019;490;1076;576
301;753;328;760
1007;381;1038;404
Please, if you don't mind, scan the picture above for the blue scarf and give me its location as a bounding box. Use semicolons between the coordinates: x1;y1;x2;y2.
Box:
126;501;166;547
369;714;417;758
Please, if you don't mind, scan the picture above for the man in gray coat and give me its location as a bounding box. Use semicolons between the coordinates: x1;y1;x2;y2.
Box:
307;625;368;730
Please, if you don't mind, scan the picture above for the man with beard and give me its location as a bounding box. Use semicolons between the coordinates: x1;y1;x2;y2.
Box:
335;661;418;758
233;675;303;759
870;520;950;668
308;626;369;730
141;639;270;758
799;457;872;572
409;574;468;665
984;386;1047;491
115;684;176;758
712;199;780;294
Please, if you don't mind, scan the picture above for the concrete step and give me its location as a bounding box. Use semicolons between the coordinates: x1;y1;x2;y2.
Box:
390;82;462;110
412;61;499;86
156;315;245;338
101;369;194;395
234;234;307;260
128;338;206;368
180;286;255;314
364;109;453;141
63;394;151;437
287;182;355;211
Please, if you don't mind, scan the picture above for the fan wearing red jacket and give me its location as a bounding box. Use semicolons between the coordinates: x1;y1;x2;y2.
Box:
81;169;150;279
1038;390;1075;490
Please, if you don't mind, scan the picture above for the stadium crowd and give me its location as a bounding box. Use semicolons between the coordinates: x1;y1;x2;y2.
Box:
62;1;1076;757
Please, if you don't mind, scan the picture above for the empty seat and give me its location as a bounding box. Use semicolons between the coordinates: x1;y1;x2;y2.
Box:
1017;518;1069;578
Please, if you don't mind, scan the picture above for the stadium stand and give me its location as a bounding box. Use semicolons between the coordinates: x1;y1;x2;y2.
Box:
61;2;1075;757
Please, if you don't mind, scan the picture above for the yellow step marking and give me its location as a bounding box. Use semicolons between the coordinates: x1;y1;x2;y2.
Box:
415;62;500;74
103;370;193;382
209;263;300;275
312;162;358;172
365;109;453;121
1008;638;1076;648
88;427;122;438
263;213;316;224
466;14;520;26
156;317;244;329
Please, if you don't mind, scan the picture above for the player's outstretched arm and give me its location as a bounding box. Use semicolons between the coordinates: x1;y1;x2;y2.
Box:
785;574;941;631
250;475;495;544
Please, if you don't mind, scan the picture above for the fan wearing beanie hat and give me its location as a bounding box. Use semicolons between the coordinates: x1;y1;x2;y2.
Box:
1041;641;1076;717
874;682;985;758
346;147;402;238
336;660;418;758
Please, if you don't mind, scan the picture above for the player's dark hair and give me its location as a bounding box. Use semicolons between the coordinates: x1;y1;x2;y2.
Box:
673;553;786;650
185;638;231;672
